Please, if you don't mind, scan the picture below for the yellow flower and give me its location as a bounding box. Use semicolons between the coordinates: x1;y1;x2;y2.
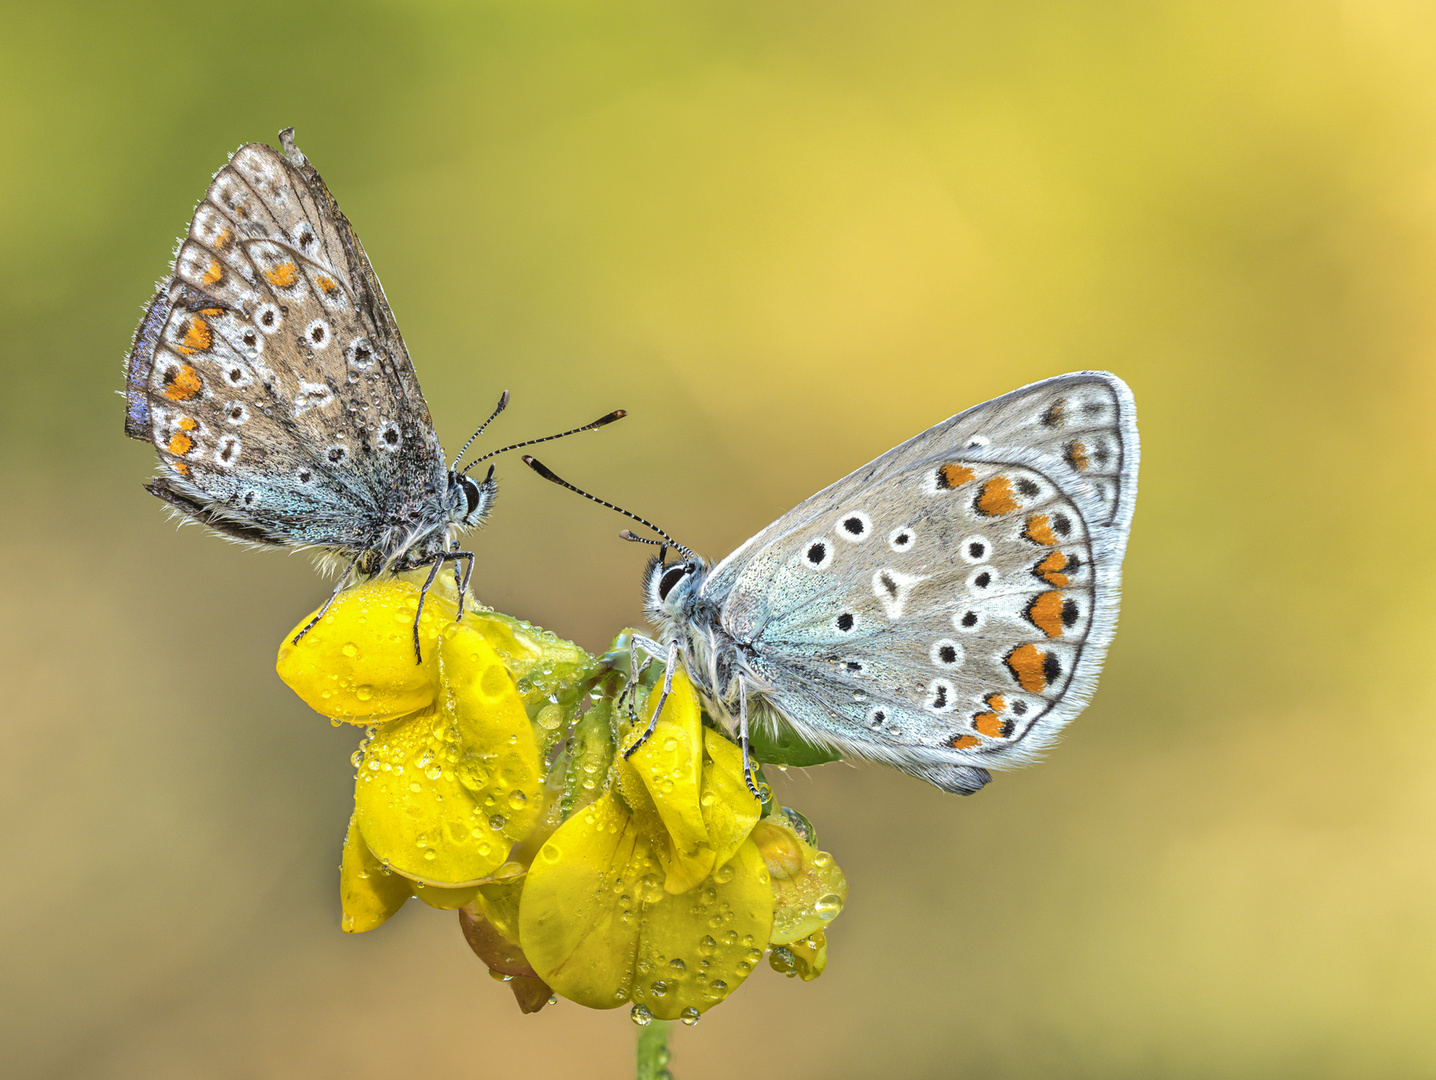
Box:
519;670;773;1020
277;585;851;1018
277;577;591;926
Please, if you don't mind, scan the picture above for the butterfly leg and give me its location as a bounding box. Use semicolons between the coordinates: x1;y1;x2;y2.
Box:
620;633;667;729
735;675;764;800
450;546;475;620
620;634;642;728
621;639;679;759
412;556;448;663
291;550;365;646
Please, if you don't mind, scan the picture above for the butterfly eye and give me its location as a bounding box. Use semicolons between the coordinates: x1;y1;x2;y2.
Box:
458;474;488;518
658;565;689;601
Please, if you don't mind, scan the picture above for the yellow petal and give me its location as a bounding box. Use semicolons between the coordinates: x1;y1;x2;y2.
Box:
652;728;763;894
751;815;849;945
627;672;707;850
354;622;544;884
411;880;481;909
629;838;774;1019
519;793;648;1009
699;729;762;872
339;812;411;933
611;750;714;896
277;578;451;724
521;794;775;1019
461;610;595;713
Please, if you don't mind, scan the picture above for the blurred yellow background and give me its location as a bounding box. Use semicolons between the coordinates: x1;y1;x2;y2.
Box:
4;1;1434;1076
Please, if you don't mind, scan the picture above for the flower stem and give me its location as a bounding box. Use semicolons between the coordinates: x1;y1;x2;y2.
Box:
636;1019;673;1079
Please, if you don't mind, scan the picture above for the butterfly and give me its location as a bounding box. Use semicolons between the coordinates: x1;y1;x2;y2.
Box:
528;371;1137;795
123;129;620;652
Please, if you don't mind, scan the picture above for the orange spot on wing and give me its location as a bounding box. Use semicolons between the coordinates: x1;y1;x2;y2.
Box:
199;307;224;316
1035;551;1070;586
180;317;212;353
983;693;1006;712
315;274;339;295
973;713;1005;738
178;417;198;431
976;476;1018;515
1023;514;1058;546
939;463;975;489
202;259;224;286
1027;591;1066;638
214;227;233;252
1065;441;1090;471
948;734;981;750
172;461;189;476
1005;643;1052;692
265;261;298;288
163;363;202;401
167;431;194;456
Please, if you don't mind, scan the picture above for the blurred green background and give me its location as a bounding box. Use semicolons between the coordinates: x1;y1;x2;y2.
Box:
4;1;1434;1076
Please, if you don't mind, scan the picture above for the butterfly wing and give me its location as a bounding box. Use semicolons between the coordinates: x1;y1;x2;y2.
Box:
707;372;1138;793
124;132;446;555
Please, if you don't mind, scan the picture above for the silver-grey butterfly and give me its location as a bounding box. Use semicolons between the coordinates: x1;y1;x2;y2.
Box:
123;129;619;648
536;371;1137;795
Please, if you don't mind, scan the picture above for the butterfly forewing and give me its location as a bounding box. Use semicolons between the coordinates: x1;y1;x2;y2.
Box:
125;139;447;552
703;372;1135;608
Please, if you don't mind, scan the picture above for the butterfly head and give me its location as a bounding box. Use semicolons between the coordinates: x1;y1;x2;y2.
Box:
642;549;709;627
448;464;496;529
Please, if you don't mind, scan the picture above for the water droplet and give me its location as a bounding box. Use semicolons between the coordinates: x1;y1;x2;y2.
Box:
355;685;373;701
669;957;686;972
680;1006;701;1026
488;813;506;830
815;893;842;918
341;642;359;658
508;790;527;810
630;1004;653;1027
649;980;668;997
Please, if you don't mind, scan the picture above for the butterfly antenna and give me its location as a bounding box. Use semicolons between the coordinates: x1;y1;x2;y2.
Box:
451;390;511;470
461;410;627;474
523;456;697;561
